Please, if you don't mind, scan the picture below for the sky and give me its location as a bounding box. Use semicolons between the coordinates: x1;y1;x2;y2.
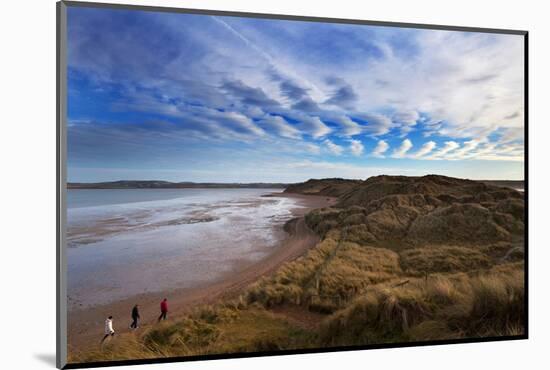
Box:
66;7;525;183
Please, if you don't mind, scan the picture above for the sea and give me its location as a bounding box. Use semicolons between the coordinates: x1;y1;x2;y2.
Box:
66;188;302;309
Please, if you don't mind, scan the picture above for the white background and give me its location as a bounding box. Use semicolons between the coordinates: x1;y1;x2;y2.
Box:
0;0;547;369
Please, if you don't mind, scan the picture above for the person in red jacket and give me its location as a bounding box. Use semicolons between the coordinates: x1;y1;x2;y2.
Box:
158;298;168;322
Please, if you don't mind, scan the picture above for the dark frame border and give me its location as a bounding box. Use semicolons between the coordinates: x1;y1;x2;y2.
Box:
56;1;529;369
57;2;68;368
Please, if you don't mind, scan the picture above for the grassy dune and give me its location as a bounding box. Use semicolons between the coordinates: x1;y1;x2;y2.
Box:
70;175;525;364
319;263;524;346
69;304;314;362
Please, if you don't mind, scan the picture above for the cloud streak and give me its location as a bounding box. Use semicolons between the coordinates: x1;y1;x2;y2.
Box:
392;139;413;158
413;140;436;158
372;140;389;158
349;139;364;156
259;115;300;139
324;139;344;155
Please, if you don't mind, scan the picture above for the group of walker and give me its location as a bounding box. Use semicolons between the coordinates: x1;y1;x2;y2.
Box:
101;298;169;344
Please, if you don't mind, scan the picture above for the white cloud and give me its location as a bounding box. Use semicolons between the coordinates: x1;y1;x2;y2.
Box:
244;106;265;119
223;112;266;137
413;140;436;158
259;115;301;139
305;143;321;155
336;115;362;136
449;140;524;162
300;116;331;138
372;140;389;158
349;139;364;156
447;139;481;159
393;109;420;127
160;106;267;142
210;16;326;105
498;126;524;143
392;139;413;158
424;139;521;162
355;113;393;136
429;141;460;159
324;139;344;155
292;30;523;145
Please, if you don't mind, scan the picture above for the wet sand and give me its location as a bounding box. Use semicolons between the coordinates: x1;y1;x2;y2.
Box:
68;192;336;352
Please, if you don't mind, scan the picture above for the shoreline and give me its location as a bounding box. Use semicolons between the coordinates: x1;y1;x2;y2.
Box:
68;192;336;352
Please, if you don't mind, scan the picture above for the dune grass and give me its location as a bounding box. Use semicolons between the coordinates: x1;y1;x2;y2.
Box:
245;230;404;313
318;263;524;346
245;231;341;307
399;245;492;274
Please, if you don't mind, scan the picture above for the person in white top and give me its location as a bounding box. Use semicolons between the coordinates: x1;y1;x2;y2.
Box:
101;316;115;344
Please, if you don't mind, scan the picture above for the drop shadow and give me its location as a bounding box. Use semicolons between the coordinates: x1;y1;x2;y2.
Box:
34;353;57;367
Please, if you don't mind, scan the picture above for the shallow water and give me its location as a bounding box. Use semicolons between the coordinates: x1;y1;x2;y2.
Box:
66;188;302;309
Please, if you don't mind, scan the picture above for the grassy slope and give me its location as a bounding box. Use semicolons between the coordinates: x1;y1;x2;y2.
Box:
70;175;525;363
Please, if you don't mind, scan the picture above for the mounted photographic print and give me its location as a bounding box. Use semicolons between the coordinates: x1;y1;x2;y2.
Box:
56;1;528;368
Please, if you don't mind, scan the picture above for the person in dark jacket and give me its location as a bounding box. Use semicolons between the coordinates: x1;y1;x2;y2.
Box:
158;298;168;322
130;304;140;329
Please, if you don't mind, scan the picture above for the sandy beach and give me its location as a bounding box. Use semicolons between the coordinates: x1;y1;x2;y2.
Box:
68;192;336;353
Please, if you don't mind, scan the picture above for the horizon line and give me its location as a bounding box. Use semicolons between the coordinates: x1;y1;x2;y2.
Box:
67;176;525;185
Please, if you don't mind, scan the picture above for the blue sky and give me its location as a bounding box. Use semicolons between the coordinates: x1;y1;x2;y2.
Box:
67;7;525;183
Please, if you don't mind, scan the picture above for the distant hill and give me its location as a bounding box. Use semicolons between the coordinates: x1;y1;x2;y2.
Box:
283;178;362;197
68;180;288;189
284;176;524;199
